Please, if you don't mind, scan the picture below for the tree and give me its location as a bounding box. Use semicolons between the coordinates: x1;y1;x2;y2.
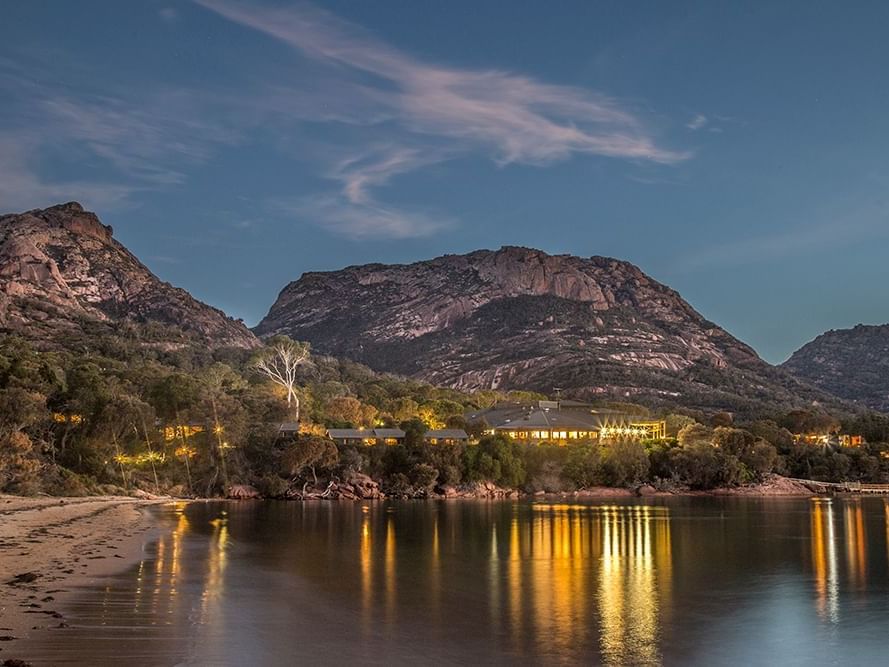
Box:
252;337;310;421
324;396;376;427
678;423;713;447
600;441;650;487
388;397;419;423
464;434;526;488
564;443;602;488
711;412;734;428
282;435;339;486
199;363;246;496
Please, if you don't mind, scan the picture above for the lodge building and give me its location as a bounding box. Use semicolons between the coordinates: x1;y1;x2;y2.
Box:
466;400;666;445
326;428;470;446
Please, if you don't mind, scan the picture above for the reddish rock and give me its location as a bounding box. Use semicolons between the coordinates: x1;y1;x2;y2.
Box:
0;202;258;350
255;246;837;412
227;484;261;499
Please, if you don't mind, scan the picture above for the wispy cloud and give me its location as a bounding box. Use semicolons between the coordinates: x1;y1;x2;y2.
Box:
0;134;136;212
272;195;451;240
686;114;708;130
195;0;688;238
1;4;689;239
0;59;245;212
675;202;889;272
197;0;686;166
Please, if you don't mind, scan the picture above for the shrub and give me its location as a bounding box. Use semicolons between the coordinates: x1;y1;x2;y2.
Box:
464;434;526;488
600;441;649;487
563;443;602;488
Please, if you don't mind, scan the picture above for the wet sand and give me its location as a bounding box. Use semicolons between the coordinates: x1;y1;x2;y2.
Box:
0;495;170;660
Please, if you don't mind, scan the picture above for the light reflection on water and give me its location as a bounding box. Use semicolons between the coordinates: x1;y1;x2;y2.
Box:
18;497;889;666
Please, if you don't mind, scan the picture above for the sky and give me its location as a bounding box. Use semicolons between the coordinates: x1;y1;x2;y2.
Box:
2;0;888;364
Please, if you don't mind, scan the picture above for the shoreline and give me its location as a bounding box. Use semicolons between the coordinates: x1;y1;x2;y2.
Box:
0;475;819;659
0;479;826;662
0;495;171;660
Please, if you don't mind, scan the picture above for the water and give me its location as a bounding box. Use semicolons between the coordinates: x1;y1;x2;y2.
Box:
18;497;889;666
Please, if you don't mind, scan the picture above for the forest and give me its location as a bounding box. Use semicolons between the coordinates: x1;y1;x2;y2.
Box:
2;331;888;499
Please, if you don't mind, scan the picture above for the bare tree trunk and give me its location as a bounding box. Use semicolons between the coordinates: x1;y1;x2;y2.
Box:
174;411;193;495
210;398;229;495
111;430;128;489
139;417;160;493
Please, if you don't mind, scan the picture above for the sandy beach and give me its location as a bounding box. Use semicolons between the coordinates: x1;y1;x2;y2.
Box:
0;495;170;659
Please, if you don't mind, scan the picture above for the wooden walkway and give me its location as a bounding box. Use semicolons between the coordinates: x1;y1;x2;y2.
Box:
787;478;889;495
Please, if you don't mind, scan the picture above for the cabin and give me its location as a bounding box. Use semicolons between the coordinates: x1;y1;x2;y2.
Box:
424;429;470;445
161;423;204;442
327;428;406;446
466;400;665;445
277;422;300;437
795;432;865;449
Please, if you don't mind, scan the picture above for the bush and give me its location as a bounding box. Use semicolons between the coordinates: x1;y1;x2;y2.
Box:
463;435;526;488
528;460;568;493
666;443;745;489
600;441;649;487
410;463;439;492
255;473;290;498
563;443;602;488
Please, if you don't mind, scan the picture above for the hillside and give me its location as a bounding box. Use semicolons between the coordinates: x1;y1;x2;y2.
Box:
256;246;840;417
0;202;258;350
783;324;889;412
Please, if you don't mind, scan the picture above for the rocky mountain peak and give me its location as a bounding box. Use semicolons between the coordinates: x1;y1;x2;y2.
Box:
255;246;829;416
0;203;257;350
21;201;114;245
783;323;889;412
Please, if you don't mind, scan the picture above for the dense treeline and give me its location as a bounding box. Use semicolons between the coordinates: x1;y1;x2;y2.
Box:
1;332;888;498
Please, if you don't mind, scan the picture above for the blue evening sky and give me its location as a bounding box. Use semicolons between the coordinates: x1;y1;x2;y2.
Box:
3;1;888;363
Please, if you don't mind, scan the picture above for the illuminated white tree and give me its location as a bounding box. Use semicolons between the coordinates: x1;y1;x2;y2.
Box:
252;337;310;421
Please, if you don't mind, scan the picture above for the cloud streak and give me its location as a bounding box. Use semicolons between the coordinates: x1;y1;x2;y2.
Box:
197;0;686;165
0;61;239;211
196;0;688;237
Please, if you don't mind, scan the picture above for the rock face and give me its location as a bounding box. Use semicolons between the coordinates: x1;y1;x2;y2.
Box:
0;202;257;349
257;246;835;416
783;324;889;412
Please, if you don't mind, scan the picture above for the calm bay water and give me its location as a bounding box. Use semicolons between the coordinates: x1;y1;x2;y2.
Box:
20;497;889;666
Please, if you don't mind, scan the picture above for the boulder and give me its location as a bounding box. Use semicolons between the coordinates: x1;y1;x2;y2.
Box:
227;484;261;499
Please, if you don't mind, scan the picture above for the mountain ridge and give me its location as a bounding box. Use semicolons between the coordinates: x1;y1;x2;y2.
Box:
0;202;258;350
256;245;842;417
783;323;889;412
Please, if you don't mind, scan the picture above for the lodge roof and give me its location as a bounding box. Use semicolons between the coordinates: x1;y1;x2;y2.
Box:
327;428;406;439
425;429;469;440
466;400;644;431
374;428;406;438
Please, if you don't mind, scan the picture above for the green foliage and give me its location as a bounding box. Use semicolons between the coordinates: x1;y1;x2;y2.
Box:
281;435;339;484
600;441;650;487
677;423;713;447
1;328;884;498
665;442;745;489
563;443;602;488
464;434;526;488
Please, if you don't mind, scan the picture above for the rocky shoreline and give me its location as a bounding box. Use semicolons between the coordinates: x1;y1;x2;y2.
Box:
226;473;817;501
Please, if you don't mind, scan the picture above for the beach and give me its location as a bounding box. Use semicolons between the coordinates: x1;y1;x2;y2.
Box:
0;495;169;657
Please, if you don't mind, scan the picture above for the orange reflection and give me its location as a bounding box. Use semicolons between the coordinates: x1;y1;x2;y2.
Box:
360;508;372;633
597;505;669;667
513;504;672;665
385;513;396;627
810;499;839;623
843;502;867;585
